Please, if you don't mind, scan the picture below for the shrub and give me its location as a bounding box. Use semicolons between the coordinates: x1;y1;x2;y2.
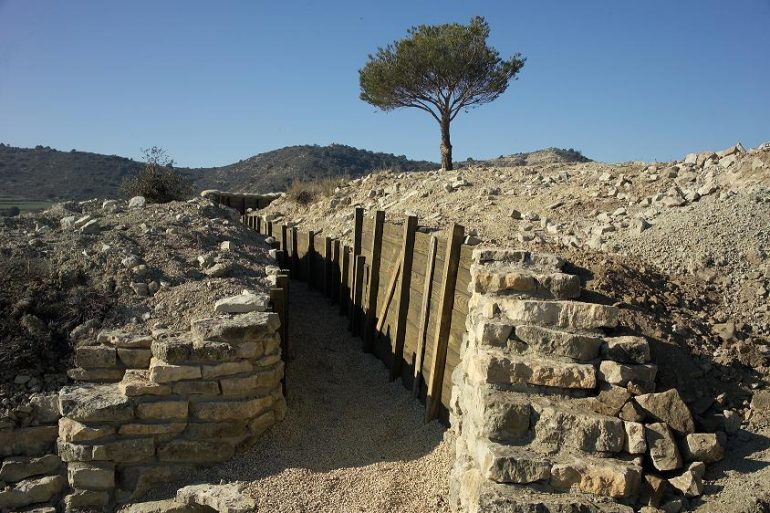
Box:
120;146;193;203
286;177;341;206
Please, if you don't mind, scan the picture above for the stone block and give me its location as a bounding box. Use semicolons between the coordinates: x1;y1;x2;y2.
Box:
58;438;155;463
136;401;188;421
668;465;704;497
99;330;153;348
550;456;642;499
118;423;187;437
173;381;221;395
219;365;282;395
579;385;632;417
118;499;211;513
0;454;61;482
236;342;262;359
624;421;647;454
67;367;125;382
184;422;248;440
189;395;274;422
214;293;269;314
0;475;65;511
152;338;238;365
475;322;513;347
248;411;275;435
67;462;114;491
157;440;235;463
263;333;281;355
75;345;117;368
63;489;110;511
59;384;134;423
681;433;724;463
461;388;530;442
602;336;650;364
190;312;280;344
472;351;597;389
474;441;551;484
59;418;115;443
513;325;603;361
0;426;59;457
117;465;193;502
494;298;619;330
533;404;624;453
176;483;256;513
120;370;172;397
646;422;682;472
635;389;695;435
29;393;61;424
148;358;201;383
598;361;657;392
201;360;253;379
118;348;153;368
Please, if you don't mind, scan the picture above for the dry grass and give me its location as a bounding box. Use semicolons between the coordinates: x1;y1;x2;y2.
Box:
285;177;344;206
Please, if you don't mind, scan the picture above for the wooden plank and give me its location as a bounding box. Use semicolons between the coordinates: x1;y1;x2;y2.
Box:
339;245;350;315
353;207;364;256
389;215;417;381
324;236;333;297
331;239;341;302
424;223;464;422
281;225;288;253
412;233;438;398
291;226;299;277
306;231;315;286
270;284;287;397
375;261;401;332
363;210;385;353
351;255;366;335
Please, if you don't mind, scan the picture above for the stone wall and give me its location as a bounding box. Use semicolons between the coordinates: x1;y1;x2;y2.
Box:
0;291;286;513
0;394;64;513
450;249;724;513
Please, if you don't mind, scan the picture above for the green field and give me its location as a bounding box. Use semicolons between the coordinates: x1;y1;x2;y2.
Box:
0;197;55;212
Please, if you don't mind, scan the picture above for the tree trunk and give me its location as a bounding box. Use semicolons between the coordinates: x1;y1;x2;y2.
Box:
439;115;453;171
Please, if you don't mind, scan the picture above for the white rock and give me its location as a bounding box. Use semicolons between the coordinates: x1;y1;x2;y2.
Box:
128;196;146;209
214;293;269;314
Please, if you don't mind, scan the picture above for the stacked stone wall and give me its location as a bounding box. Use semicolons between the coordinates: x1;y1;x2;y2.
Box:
450;249;724;513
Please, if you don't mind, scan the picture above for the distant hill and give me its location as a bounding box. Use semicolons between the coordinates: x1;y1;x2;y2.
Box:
0;143;436;201
192;144;436;193
0;144;144;201
484;147;591;167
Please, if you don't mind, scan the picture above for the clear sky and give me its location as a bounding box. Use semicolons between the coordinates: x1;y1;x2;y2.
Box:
1;1;768;167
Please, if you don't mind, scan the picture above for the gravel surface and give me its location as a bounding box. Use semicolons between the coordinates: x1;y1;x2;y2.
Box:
151;283;453;513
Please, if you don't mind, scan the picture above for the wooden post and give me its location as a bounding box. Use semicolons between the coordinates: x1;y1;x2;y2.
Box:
324;236;332;297
331;239;341;302
425;223;465;422
351;255;366;335
353;207;364;256
306;231;315;286
281;224;289;252
389;215;417;381
267;220;273;237
340;245;350;315
291;226;299;277
270;282;287;397
363;210;385;352
412;234;438;398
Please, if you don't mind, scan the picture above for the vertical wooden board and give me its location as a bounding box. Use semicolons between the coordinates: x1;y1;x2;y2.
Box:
353;207;364;256
390;215;417;380
363;211;385;352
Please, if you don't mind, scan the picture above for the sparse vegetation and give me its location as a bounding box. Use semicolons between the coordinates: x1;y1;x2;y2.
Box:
286;177;343;206
120;146;193;203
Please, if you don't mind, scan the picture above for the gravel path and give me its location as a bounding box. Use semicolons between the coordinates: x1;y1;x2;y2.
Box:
155;283;453;513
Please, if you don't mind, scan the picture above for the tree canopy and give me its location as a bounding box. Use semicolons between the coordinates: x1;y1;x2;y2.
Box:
359;16;525;170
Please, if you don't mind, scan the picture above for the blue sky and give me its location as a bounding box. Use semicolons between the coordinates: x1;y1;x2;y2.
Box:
0;1;768;167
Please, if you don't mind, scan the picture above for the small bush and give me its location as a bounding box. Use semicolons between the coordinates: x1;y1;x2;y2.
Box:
120;146;193;203
286;177;341;206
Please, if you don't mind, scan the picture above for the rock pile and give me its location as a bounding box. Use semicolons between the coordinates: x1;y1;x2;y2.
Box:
450;249;724;512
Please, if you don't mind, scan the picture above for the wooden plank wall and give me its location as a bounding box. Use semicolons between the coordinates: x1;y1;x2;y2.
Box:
246;209;473;425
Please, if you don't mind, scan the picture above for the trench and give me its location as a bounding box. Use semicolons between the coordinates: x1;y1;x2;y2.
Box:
151;283;453;513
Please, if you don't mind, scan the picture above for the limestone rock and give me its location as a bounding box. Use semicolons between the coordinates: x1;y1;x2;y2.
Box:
635;389;695;434
472;352;597;389
550;456;642;498
682;433;724;463
598;361;657;392
149;358;202;383
75;345;117;368
176;483;257;513
118;348;153;368
201;360;253;379
668;467;703;498
213;292;270;314
474;442;551;484
0;426;59;457
191;312;280;344
120;370;172;397
533;404;625;453
646;422;682;471
152;339;238;365
189;395;274;422
136;400;188;420
58;418;115;443
67;462;114;490
460;388;531;442
118;499;212;513
513;325;603;361
59;384;134;423
493;298;619;330
475;322;513;347
0;454;61;482
63;489;110;510
129;196;146;208
0;475;65;510
624;421;647;454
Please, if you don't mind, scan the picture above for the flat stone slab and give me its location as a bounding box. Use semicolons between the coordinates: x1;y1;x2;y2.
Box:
214;292;270;314
492;298;619;330
513;325;603;361
59;384;134;423
471;350;597;389
191;312;280;344
176;483;256;513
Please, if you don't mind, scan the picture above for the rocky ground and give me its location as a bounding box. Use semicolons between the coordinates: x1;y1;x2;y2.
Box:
0;196;276;425
259;142;770;511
